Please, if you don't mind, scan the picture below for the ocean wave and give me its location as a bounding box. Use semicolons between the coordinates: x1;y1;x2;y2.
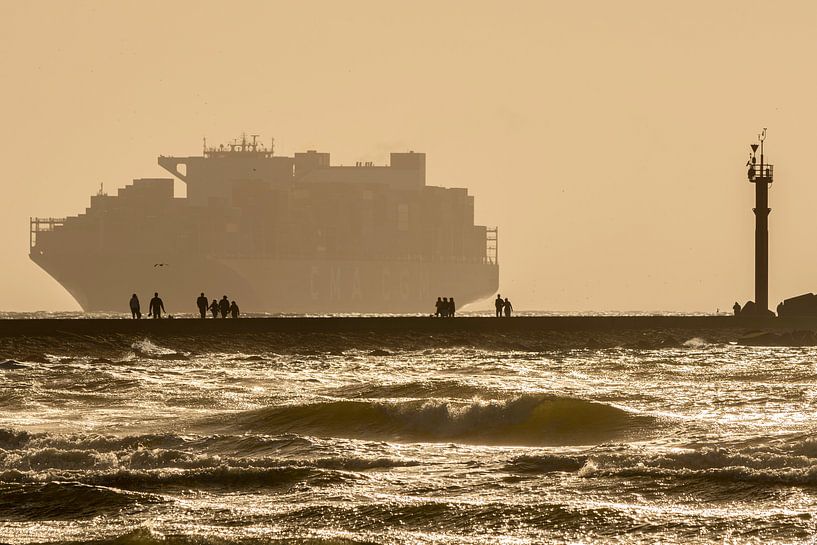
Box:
0;428;33;449
130;339;189;360
84;465;340;490
505;453;588;473
0;429;324;458
0;443;418;473
46;527;375;545
276;499;650;535
0;447;119;471
682;337;710;348
224;395;654;446
325;380;507;400
0;481;163;520
0;427;418;483
0;430;191;452
0;359;27;369
0;465;341;491
579;460;817;486
508;444;817;486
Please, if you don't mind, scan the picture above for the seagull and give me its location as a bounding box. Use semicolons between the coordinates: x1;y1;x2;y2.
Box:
153;263;168;267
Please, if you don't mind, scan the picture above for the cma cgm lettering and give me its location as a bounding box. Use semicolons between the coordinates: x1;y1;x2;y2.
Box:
308;266;431;303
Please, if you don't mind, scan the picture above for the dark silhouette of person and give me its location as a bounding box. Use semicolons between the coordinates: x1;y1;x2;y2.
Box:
149;292;165;319
196;292;208;319
503;297;513;317
448;297;456;317
129;294;141;319
495;294;504;317
733;301;742;316
435;297;443;317
441;297;449;318
219;295;230;318
209;299;219;318
230;300;240;318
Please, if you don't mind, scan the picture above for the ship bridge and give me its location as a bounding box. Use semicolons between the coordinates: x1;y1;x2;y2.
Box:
158;134;294;206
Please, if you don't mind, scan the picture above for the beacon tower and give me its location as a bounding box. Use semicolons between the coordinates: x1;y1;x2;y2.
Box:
746;129;773;315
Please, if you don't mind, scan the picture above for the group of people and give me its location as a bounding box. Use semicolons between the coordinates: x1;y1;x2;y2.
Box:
197;293;240;319
432;294;514;317
130;292;513;318
129;292;166;319
495;294;513;317
434;297;456;317
128;292;240;319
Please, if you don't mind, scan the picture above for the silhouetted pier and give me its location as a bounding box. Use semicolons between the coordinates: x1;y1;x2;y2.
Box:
0;315;800;338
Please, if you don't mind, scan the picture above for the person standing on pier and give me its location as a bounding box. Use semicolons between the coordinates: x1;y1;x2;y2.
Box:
196;293;209;319
219;295;230;318
209;299;219;319
230;300;240;318
148;292;165;319
449;297;456;317
503;297;513;317
129;294;141;319
495;294;504;317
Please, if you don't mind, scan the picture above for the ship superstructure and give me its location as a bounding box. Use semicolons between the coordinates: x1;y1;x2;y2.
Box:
30;135;498;313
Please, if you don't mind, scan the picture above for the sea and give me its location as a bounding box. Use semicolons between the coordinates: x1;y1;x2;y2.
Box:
1;312;816;544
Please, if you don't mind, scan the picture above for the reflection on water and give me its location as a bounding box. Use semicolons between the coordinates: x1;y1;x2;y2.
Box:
0;329;814;543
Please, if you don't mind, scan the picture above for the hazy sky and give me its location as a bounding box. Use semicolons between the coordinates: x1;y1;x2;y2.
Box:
2;0;816;312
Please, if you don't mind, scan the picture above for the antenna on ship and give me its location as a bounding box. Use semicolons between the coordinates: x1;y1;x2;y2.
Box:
251;134;260;152
203;137;207;155
270;137;275;155
745;128;774;315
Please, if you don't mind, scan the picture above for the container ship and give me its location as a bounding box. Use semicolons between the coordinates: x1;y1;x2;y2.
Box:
30;135;499;313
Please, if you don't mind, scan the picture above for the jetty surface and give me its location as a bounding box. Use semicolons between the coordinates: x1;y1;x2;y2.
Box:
0;315;805;338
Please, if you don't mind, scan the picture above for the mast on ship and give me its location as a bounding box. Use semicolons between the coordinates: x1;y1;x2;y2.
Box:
746;128;773;315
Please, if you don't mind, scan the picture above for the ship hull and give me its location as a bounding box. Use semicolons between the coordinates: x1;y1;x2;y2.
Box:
30;252;498;313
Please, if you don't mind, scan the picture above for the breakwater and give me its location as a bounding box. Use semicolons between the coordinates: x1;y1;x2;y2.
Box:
0;315;804;338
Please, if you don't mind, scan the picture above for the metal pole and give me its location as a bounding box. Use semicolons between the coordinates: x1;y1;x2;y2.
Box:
754;131;769;313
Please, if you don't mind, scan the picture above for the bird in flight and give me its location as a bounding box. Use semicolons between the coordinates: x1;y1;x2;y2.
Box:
153;263;168;267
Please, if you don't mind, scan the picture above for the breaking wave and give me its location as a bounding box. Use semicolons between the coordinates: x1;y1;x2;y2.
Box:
0;481;163;520
226;395;655;446
130;339;189;360
507;440;817;487
325;379;508;400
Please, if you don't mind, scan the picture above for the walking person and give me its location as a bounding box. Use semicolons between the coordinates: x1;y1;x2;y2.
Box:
503;297;513;317
448;297;456;317
435;297;443;317
209;299;219;319
219;295;230;318
196;293;209;319
129;293;141;319
230;300;240;318
148;292;165;319
495;294;504;317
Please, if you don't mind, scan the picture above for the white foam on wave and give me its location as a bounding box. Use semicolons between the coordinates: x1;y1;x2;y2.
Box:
130;338;189;360
547;444;817;486
131;338;174;355
683;337;709;348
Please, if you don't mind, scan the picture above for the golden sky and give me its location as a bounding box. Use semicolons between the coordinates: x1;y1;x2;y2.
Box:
2;0;816;312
